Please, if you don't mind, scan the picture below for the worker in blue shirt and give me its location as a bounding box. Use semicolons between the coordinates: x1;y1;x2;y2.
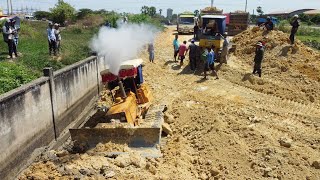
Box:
172;34;180;62
204;45;219;80
47;22;57;56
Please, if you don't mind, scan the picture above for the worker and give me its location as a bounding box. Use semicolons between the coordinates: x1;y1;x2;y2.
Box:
54;23;62;55
147;42;155;63
2;19;18;59
204;46;219;80
186;39;198;71
290;14;300;45
221;32;229;64
262;16;274;31
47;22;57;56
194;23;199;40
11;19;20;50
173;34;180;62
178;41;187;66
253;42;264;77
105;20;111;28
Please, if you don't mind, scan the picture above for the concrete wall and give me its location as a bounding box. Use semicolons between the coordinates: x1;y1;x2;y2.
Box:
0;56;105;180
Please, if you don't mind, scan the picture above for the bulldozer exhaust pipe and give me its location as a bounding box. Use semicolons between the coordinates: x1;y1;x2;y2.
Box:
118;80;127;99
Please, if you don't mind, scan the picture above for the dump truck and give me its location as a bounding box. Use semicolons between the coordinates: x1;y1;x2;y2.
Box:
198;15;226;62
69;59;166;157
177;12;195;34
227;12;250;36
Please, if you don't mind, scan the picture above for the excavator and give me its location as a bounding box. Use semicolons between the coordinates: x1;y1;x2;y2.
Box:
69;58;166;156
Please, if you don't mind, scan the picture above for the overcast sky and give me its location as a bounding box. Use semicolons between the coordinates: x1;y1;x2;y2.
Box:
0;0;319;14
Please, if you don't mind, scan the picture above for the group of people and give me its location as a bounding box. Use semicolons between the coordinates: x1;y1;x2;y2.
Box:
172;34;229;80
47;22;62;56
2;18;19;59
255;14;300;77
260;15;300;45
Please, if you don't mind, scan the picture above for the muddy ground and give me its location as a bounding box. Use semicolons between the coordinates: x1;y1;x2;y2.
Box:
18;27;320;180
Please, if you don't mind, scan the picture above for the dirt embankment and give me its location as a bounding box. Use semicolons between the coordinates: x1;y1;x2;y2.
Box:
222;29;320;105
18;27;320;180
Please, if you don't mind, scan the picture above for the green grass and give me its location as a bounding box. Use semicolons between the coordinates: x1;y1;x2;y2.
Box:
297;35;320;42
0;21;97;94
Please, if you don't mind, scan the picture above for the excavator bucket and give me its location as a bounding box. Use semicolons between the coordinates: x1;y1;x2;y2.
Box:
69;105;166;154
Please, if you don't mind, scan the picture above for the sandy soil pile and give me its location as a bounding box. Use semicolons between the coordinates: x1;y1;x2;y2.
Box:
222;29;320;105
18;27;320;180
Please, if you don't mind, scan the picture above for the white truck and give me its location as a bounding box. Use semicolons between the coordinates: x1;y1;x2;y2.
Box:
177;12;195;34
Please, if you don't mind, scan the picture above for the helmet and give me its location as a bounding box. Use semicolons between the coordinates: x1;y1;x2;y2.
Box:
267;16;271;20
256;42;263;46
294;14;299;18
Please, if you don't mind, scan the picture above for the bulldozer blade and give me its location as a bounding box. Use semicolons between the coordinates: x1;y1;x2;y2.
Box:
70;127;161;151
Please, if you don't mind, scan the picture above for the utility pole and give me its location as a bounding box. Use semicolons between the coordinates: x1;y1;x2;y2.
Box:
7;0;10;15
10;0;13;15
245;0;248;12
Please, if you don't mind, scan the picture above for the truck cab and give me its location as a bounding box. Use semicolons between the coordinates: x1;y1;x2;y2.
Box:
177;13;195;34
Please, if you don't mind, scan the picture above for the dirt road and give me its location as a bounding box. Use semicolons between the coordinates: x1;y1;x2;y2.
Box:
19;27;320;179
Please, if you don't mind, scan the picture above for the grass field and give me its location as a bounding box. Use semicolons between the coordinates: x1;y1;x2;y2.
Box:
297;35;320;42
0;21;97;94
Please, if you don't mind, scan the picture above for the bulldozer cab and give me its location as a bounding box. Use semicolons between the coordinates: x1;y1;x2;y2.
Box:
100;59;151;105
199;15;226;50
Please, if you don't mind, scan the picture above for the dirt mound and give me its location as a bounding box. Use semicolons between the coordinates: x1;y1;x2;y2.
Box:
226;29;320;104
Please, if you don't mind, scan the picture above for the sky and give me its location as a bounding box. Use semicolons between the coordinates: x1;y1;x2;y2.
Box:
0;0;319;14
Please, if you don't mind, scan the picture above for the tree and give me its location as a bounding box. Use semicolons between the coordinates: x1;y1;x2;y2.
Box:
141;6;149;15
77;8;93;19
33;11;52;20
256;6;264;16
311;14;320;24
94;9;107;15
149;6;156;17
50;0;76;24
159;9;162;15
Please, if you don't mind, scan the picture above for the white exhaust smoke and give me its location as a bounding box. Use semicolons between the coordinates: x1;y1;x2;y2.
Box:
90;23;159;75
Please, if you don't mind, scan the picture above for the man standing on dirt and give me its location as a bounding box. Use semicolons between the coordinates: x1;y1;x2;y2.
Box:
204;46;219;80
178;41;187;66
290;15;300;45
186;39;197;71
221;32;229;64
253;42;264;77
173;34;180;62
148;42;155;63
47;22;57;56
194;23;199;40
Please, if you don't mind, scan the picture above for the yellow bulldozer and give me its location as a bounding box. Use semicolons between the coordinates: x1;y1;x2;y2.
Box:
69;59;166;156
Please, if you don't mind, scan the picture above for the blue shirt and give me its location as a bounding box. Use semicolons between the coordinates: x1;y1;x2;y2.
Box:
207;51;215;64
47;28;56;41
173;39;180;51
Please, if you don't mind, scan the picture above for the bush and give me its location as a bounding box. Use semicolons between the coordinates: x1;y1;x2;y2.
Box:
50;0;76;24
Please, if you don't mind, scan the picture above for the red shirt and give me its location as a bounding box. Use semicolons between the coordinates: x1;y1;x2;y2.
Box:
179;44;187;56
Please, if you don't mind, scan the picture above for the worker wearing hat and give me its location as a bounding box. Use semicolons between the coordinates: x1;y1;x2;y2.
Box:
221;32;229;64
260;16;274;31
47;22;57;56
253;42;264;77
2;18;18;59
290;14;300;45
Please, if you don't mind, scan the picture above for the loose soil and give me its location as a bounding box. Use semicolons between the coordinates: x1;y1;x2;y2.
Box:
18;27;320;180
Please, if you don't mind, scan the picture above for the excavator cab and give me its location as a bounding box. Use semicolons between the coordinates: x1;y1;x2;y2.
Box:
69;59;165;156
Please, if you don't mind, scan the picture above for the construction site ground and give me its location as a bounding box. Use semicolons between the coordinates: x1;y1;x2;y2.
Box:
19;27;320;180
